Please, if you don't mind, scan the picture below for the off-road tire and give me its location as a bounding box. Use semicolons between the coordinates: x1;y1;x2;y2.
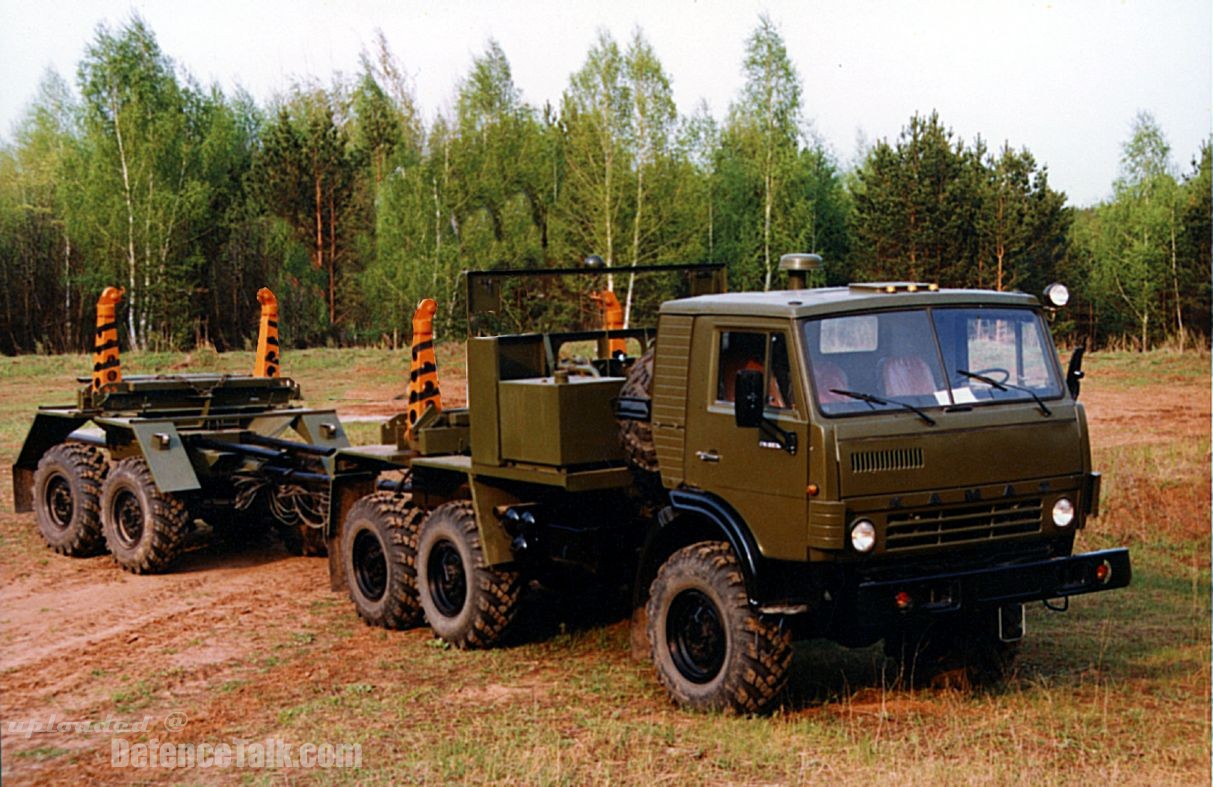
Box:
416;501;521;648
885;610;1020;688
100;457;190;574
32;443;108;556
618;347;665;502
647;541;793;713
619;347;658;472
342;492;424;629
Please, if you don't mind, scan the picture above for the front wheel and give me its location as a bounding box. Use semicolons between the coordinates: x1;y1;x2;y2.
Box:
646;541;792;713
100;457;190;574
415;501;520;649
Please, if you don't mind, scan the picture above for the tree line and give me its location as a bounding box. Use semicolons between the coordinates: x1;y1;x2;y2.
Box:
0;14;1208;355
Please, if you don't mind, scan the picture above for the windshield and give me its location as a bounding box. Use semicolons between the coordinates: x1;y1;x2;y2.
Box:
803;307;1063;416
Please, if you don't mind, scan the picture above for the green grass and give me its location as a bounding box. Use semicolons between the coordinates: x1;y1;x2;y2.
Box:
1079;348;1211;387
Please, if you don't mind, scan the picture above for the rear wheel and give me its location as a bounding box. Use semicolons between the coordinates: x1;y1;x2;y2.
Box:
342;492;424;629
100;457;190;574
646;541;792;713
32;444;108;557
416;501;520;648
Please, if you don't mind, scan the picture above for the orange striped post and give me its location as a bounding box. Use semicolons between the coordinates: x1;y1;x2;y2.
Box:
91;287;124;392
407;298;442;439
253;288;280;378
591;289;627;358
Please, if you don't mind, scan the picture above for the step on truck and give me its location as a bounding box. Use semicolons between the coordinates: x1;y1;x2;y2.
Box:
327;254;1131;713
13;287;345;572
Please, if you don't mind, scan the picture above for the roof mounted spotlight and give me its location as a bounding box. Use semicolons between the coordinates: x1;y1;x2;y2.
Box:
1044;282;1070;308
582;254;605;269
779;253;823;290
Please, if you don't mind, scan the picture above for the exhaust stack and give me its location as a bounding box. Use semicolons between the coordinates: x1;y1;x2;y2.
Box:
779;253;823;290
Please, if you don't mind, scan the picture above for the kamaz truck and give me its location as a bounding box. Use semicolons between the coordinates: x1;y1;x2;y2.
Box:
324;254;1131;713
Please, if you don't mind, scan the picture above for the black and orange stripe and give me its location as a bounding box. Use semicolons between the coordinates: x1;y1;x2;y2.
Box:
91;287;124;392
407;298;442;438
253;288;280;378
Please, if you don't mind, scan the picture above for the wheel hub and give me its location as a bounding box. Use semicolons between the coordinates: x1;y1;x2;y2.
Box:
666;589;727;684
351;529;387;601
428;539;467;617
45;475;74;530
112;490;144;547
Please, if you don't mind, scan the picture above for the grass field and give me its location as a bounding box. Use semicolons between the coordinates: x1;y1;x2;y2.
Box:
0;347;1208;784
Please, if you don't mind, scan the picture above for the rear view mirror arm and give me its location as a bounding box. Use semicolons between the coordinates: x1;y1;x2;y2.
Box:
758;417;798;456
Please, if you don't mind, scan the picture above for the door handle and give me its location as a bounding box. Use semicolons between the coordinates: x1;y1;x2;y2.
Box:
695;450;720;463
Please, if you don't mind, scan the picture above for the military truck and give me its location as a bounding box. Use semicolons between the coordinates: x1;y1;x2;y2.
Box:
12;287;345;573
326;255;1131;713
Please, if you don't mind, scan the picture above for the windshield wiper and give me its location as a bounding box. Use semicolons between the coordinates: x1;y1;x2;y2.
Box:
957;370;1052;417
829;388;936;426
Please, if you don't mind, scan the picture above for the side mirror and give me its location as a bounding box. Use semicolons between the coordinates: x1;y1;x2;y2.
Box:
1066;345;1085;399
734;369;764;428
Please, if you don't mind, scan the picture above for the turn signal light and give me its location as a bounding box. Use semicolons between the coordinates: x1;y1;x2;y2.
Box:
1095;561;1112;584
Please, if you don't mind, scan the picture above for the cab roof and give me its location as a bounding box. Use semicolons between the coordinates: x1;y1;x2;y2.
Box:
659;284;1040;319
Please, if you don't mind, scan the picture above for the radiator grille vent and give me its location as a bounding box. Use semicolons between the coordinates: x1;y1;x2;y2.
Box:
850;447;924;474
885;498;1043;550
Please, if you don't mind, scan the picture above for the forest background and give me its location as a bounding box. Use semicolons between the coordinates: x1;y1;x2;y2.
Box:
0;15;1208;355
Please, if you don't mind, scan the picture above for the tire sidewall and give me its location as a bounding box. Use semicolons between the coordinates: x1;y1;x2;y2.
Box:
342;506;394;620
649;565;736;707
416;508;478;641
33;449;97;551
100;461;158;567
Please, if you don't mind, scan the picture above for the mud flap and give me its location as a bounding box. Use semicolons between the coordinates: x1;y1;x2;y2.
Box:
998;603;1025;642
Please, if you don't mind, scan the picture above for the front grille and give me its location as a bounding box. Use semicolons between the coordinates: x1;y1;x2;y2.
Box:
885;498;1043;550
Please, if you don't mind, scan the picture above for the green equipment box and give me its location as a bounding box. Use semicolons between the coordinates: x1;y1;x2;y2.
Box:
498;377;624;467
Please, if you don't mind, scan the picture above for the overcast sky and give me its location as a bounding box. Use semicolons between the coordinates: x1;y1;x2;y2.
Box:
1;0;1208;207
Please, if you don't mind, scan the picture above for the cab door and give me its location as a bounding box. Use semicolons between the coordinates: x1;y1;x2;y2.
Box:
683;318;808;561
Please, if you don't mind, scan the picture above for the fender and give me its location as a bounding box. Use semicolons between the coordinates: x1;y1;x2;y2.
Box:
641;488;768;603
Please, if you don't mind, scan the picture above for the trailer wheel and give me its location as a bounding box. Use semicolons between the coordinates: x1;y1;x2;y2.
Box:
32;443;108;557
646;541;792;713
100;457;190;574
416;501;520;648
342;492;424;629
885;610;1020;688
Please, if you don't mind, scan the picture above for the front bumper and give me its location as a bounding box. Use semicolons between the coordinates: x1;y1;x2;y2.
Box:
855;547;1131;623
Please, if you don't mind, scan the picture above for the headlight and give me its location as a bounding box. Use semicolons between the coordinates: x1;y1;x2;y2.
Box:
850;520;876;553
1052;498;1075;527
1043;282;1070;308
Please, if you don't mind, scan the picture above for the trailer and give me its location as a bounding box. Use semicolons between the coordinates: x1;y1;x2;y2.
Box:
12;288;346;573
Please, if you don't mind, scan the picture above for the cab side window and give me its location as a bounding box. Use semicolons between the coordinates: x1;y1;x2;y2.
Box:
715;331;795;410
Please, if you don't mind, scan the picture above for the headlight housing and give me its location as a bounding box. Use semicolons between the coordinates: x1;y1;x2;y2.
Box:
1044;282;1070;308
850;520;876;553
1052;497;1075;527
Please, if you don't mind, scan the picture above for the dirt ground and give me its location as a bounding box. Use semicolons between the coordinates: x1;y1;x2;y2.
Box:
1081;379;1211;448
0;358;1207;783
